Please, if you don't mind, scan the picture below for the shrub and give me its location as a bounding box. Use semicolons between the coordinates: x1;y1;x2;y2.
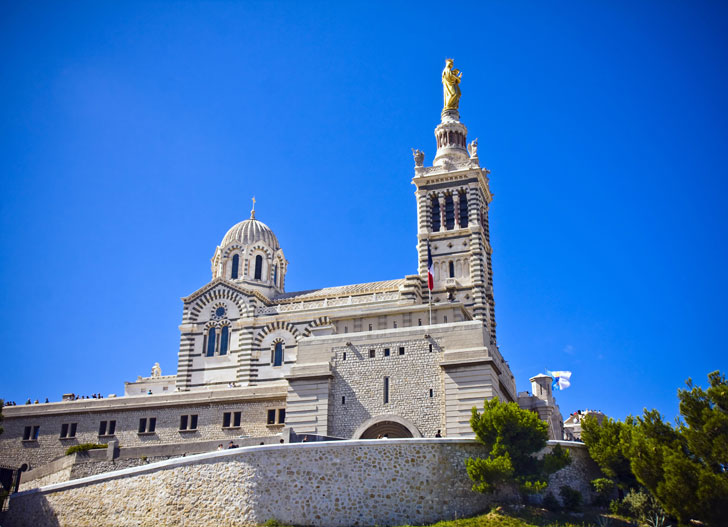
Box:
559;485;582;512
609;498;630;516
65;443;107;456
542;492;560;512
263;520;293;527
622;488;651;519
591;477;615;506
621;489;669;523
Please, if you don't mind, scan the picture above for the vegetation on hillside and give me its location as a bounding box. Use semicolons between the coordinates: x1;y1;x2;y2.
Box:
582;370;728;527
466;397;571;496
264;506;633;527
407;506;635;527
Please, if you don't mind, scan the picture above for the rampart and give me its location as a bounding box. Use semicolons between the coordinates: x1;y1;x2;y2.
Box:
17;432;290;491
1;439;599;527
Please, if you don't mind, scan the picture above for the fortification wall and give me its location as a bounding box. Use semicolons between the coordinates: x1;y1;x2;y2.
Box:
1;439;597;527
18;434;289;491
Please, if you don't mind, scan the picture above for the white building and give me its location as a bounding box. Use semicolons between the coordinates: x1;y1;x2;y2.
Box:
0;64;563;472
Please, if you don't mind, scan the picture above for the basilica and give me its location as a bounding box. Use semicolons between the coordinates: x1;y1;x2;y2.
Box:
0;62;563;474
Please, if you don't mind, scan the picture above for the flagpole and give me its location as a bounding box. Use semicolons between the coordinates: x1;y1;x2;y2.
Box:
429;288;432;326
426;240;434;327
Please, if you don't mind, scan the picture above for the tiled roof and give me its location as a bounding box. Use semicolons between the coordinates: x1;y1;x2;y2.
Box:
275;278;406;303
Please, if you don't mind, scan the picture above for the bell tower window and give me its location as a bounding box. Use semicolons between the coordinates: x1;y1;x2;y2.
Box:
273;264;278;286
449;261;455;278
459;191;468;228
444;194;455;230
231;254;239;279
431;196;441;232
254;255;263;280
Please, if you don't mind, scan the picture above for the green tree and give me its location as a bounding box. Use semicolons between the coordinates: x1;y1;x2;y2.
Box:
466;397;571;496
624;371;728;526
581;414;637;491
584;371;728;526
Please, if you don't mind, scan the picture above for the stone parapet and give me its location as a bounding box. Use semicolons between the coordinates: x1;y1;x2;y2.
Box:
2;384;286;418
1;439;596;527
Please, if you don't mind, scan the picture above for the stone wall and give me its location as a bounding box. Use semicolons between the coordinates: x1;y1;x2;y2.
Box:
18;434;289;491
0;388;286;469
543;441;602;504
16;455;76;492
329;338;444;439
1;439;595;527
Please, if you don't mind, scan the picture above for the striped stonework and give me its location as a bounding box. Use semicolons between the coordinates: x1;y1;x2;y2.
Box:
253;321;300;348
236;326;255;386
176;331;197;391
301;316;331;337
184;282;251;324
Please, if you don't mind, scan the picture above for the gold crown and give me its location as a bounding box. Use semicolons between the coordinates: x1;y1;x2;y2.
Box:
445;58;454;63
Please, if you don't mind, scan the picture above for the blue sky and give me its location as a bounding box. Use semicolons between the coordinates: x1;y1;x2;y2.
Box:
1;1;726;423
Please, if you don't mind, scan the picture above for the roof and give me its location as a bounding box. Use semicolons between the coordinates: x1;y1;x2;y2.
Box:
220;218;279;250
275;278;406;303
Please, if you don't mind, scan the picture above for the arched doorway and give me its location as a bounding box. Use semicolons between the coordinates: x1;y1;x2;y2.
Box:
359;421;413;439
352;415;423;439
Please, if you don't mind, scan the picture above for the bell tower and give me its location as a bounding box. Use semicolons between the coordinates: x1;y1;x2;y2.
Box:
412;60;497;346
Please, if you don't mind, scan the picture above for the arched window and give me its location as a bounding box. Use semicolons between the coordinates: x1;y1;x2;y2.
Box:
206;327;216;357
254;255;263;280
444;194;455;230
272;342;283;367
449;261;455;278
431;197;441;231
231;254;239;279
219;326;229;355
459;192;468;228
273;264;278;286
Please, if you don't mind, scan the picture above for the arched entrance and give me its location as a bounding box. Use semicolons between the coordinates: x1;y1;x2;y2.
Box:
352;415;423;439
359;421;413;439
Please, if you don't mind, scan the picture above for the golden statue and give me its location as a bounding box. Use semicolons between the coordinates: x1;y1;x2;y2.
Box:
442;59;462;112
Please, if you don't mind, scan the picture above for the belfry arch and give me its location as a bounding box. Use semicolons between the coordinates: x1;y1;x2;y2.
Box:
352;415;423;439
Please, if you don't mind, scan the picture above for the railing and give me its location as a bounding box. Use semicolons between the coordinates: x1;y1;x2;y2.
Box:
256;291;401;315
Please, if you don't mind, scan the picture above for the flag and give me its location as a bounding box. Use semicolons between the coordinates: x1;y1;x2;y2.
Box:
546;370;572;391
427;242;434;291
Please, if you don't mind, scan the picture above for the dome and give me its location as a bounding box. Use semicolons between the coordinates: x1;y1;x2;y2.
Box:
211;204;288;297
220;217;279;251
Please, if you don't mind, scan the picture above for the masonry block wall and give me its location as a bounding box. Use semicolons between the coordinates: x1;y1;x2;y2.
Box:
329;337;444;439
1;440;599;527
284;320;515;440
0;387;286;469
